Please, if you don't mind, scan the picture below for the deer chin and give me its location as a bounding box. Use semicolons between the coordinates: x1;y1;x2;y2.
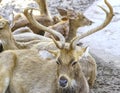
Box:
57;79;78;93
57;83;77;93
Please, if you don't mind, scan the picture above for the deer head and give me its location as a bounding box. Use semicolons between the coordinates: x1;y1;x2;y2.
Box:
57;7;93;27
0;17;11;38
52;44;88;89
0;16;18;50
0;18;8;29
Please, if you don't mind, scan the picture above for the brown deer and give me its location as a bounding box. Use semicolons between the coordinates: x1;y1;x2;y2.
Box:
0;40;90;93
24;8;93;41
24;0;113;88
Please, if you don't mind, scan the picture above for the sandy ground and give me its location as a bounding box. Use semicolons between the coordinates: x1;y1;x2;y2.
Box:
0;0;120;93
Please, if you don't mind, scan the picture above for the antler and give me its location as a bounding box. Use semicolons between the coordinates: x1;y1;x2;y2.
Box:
24;8;65;48
70;0;114;49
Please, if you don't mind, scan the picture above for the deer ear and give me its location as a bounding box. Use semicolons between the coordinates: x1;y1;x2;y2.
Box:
82;47;89;57
47;50;60;59
77;12;83;19
57;7;67;16
78;47;89;58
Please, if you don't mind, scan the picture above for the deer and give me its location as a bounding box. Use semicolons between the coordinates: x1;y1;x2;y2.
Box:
0;37;90;93
24;7;93;41
23;0;114;88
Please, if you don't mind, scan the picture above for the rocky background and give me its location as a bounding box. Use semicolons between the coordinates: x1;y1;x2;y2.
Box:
0;0;120;93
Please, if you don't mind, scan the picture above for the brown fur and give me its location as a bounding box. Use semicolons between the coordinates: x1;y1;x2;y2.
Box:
32;41;97;88
37;10;93;41
44;18;69;40
0;46;89;93
12;15;54;35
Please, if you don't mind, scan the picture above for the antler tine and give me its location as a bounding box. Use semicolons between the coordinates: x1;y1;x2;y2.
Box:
50;36;64;49
70;0;114;49
24;8;65;48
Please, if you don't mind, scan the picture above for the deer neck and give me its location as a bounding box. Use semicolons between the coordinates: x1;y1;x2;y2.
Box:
0;27;18;50
66;20;78;42
37;0;52;20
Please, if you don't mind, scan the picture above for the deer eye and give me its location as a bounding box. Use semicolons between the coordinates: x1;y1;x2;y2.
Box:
82;16;85;19
56;58;61;65
71;61;77;66
56;60;61;65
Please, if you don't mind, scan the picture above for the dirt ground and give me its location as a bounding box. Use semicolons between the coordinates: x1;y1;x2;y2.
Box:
0;0;120;93
92;54;120;93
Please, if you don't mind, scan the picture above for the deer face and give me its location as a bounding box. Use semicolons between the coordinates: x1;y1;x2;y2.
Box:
57;8;93;28
54;47;87;89
0;18;11;38
77;13;93;26
69;12;93;28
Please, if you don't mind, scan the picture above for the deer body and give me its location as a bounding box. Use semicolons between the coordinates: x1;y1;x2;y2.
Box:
0;48;89;93
12;15;54;35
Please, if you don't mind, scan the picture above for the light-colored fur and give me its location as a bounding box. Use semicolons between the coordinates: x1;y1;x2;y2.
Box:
32;42;97;88
0;17;52;51
0;46;89;93
0;0;113;93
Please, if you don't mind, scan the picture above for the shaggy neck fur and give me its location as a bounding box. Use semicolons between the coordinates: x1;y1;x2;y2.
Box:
66;19;79;42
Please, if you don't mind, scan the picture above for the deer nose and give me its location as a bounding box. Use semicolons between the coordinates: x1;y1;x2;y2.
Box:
89;20;94;25
59;76;68;87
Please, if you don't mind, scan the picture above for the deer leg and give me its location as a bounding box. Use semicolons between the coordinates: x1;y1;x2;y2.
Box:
0;51;16;93
0;70;11;93
10;82;24;93
88;70;96;88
